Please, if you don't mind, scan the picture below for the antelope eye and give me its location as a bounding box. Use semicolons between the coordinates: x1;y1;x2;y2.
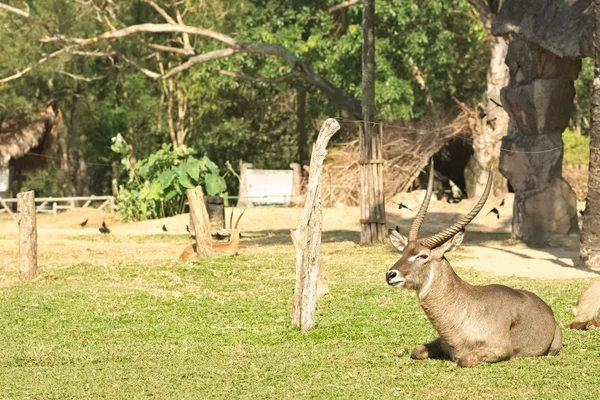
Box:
419;254;428;260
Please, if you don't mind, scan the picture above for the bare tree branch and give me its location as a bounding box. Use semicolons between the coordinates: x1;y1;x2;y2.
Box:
328;0;360;13
143;0;177;24
0;2;29;18
0;47;70;84
134;34;194;56
0;7;362;118
162;48;236;79
58;70;104;81
219;70;302;83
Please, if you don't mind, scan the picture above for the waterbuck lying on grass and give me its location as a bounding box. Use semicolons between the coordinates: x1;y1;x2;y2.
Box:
386;162;562;367
567;278;600;330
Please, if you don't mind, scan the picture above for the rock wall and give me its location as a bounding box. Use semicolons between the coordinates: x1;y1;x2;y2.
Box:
499;39;581;244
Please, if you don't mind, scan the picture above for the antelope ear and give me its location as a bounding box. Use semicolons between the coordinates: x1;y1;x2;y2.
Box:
436;230;465;254
389;229;408;251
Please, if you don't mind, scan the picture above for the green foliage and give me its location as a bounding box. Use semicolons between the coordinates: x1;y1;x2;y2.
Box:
1;0;490;196
112;135;226;221
563;128;590;166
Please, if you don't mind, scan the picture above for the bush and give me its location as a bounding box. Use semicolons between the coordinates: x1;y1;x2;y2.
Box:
111;134;226;221
563;128;589;166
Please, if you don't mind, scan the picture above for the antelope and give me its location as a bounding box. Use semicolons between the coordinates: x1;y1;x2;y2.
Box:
179;208;246;259
567;278;600;330
386;161;562;367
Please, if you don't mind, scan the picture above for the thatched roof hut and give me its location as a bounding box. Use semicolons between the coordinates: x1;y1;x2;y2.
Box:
0;101;61;196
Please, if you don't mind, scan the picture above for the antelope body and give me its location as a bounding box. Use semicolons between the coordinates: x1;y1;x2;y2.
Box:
567;278;600;330
179;209;246;259
386;162;562;367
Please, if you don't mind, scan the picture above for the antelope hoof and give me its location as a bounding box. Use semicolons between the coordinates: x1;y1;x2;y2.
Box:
410;345;430;360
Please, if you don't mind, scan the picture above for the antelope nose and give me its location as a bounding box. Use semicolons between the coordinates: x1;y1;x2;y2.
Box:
386;270;398;283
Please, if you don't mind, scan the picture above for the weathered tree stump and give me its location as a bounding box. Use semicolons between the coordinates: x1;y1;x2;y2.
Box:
205;196;225;231
17;191;37;280
291;118;339;332
186;187;213;258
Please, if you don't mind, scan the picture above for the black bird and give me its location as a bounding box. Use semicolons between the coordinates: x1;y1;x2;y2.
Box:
499;199;505;207
580;209;585;217
79;219;88;227
99;220;111;234
398;203;412;211
487;207;500;219
489;98;503;108
162;224;168;232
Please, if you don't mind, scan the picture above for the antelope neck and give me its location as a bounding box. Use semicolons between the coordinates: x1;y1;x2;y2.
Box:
418;259;471;332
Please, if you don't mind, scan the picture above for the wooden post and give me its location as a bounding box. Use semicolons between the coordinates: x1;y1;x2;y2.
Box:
205;196;225;230
359;0;386;244
237;162;254;208
291;118;340;332
290;162;302;201
186;186;213;257
17;191;37;280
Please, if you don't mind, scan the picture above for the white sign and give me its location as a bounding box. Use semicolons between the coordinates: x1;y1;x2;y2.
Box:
246;169;293;204
0;168;8;192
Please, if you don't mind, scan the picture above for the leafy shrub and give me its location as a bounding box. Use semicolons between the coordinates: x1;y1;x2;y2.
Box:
563;128;589;166
111;134;226;221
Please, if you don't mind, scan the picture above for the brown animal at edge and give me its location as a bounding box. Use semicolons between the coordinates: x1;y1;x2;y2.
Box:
386;161;562;367
567;278;600;330
179;209;246;259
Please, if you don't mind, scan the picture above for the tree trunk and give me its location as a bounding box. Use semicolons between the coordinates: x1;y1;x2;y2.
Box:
467;32;510;198
296;87;308;164
581;0;600;269
60;90;90;198
359;0;386;244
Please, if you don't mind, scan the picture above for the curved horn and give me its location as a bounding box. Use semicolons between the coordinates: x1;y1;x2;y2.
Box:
229;207;234;229
420;168;493;249
234;208;247;229
408;159;435;241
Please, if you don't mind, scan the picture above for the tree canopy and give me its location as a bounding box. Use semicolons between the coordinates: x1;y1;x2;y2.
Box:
0;0;492;196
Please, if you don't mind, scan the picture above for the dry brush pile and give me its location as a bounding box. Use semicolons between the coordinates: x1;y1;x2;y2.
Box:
320;113;470;207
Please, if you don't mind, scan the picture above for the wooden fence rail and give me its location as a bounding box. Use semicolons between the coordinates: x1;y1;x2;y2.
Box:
0;195;117;220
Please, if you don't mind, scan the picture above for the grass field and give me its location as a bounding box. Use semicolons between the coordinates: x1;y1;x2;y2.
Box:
1;228;599;399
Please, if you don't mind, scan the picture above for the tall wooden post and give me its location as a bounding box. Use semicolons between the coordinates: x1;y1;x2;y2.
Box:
291;118;340;332
186;187;213;258
17;191;37;280
237;162;254;208
360;0;386;244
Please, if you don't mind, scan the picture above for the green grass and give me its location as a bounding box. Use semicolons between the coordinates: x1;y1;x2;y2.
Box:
1;235;599;399
563;128;590;166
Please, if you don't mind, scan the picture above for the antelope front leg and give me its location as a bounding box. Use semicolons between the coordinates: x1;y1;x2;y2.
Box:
411;337;446;360
456;346;512;368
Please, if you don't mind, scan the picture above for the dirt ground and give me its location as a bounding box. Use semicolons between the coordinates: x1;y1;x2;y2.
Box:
0;193;598;280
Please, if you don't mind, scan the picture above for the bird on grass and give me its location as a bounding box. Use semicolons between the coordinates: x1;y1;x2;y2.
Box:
162;225;168;232
99;221;111;234
487;207;500;219
398;202;412;211
79;219;88;227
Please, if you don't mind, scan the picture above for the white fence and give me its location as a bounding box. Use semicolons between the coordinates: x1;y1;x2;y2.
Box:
0;195;117;220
